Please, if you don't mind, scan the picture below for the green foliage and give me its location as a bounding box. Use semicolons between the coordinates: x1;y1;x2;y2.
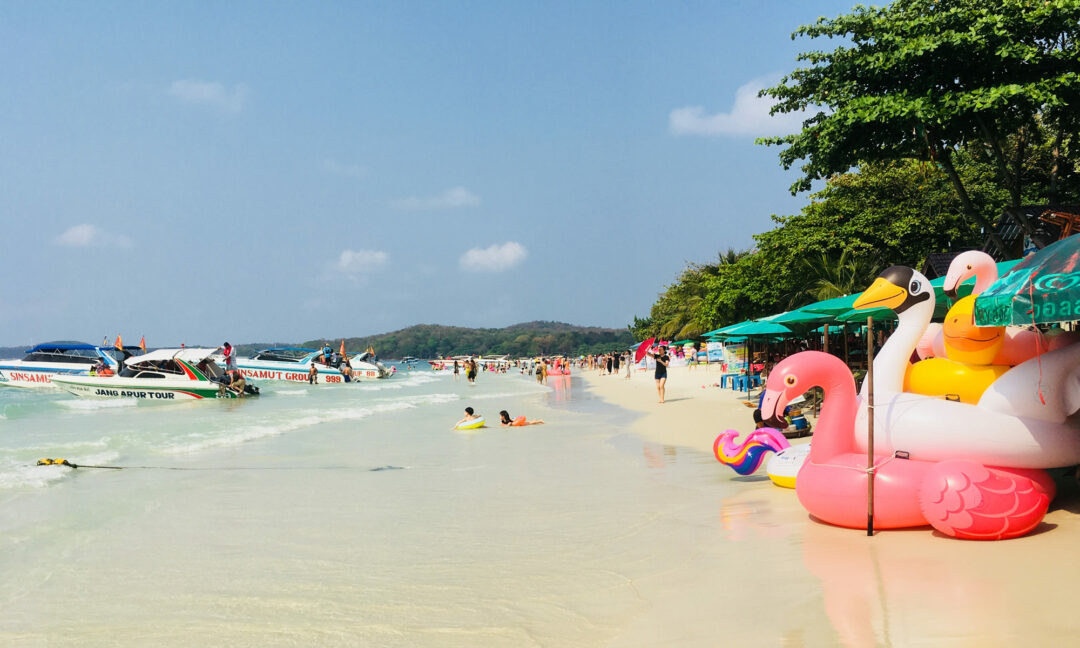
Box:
639;159;987;333
237;322;633;359
759;0;1080;253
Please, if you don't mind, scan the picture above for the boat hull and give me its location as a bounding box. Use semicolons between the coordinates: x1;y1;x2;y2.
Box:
234;360;389;383
50;376;243;400
0;365;93;390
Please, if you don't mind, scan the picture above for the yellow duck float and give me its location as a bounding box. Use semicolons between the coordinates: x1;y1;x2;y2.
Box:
904;296;1011;404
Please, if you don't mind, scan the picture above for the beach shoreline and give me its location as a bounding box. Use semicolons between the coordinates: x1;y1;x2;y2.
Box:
577;364;1080;646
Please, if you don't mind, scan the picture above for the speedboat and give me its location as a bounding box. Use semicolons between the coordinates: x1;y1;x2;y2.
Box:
0;342;122;389
234;347;392;383
50;348;259;400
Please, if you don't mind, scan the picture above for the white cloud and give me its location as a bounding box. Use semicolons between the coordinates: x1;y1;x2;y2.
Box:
459;241;527;273
669;76;807;137
54;224;132;248
335;249;388;275
168;79;248;113
391;186;481;211
323;158;368;180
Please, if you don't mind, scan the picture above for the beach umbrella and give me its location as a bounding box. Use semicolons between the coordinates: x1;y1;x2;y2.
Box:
718;319;794;338
834;307;896;323
634;338;655;364
799;294;860;316
974;234;1080;326
703;320;754;337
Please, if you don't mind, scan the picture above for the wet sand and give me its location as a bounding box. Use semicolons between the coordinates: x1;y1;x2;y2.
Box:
580;364;1080;646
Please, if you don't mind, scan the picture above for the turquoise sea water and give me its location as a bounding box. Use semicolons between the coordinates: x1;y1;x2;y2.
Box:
0;367;760;647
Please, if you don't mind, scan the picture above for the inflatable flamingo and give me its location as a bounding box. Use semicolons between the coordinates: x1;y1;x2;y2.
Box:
760;351;1055;539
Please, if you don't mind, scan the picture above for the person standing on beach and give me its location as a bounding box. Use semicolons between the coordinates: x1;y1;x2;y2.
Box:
650;346;669;403
612;352;620;375
624;352;631;379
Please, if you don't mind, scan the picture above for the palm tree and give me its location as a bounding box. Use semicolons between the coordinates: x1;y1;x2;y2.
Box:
787;250;881;308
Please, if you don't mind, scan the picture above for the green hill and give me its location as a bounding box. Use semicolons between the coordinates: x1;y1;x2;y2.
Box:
247;321;633;359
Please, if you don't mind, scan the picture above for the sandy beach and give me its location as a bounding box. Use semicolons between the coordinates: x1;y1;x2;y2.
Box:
579;364;1080;646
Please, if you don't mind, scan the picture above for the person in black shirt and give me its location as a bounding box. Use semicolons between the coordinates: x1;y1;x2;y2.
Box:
649;346;669;403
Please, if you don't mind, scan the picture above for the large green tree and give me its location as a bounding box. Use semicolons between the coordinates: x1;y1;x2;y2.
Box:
761;0;1080;257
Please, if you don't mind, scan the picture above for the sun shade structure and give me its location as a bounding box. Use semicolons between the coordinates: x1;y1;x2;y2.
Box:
974;235;1080;326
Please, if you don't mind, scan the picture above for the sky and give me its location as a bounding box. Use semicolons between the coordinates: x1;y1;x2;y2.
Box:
0;0;855;346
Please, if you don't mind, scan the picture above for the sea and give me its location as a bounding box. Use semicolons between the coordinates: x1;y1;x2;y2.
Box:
0;365;761;647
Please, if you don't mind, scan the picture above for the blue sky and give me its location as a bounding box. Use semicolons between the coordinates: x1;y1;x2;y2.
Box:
0;1;854;346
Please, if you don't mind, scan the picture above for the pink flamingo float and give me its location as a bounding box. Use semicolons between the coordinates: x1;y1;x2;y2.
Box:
760;351;1056;540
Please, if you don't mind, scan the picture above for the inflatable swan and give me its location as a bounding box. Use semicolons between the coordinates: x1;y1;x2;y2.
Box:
761;351;1055;539
849;266;1080;469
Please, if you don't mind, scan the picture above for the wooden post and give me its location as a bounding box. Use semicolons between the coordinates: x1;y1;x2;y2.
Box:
866;315;876;536
823;323;829;354
843;322;849;367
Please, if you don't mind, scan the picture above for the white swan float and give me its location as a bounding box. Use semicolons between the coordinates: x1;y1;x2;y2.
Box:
849;266;1080;469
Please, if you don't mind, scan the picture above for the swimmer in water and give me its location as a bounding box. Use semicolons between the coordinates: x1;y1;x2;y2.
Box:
499;410;546;426
453;406;482;429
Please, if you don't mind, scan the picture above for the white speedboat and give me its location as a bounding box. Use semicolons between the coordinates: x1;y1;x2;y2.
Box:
0;342;122;389
234;347;392;383
50;348;259;400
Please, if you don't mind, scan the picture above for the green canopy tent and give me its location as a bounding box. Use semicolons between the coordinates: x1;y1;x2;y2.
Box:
974;236;1080;326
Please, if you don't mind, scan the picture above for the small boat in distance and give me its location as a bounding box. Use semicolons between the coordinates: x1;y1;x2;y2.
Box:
234;347;392;383
0;342;123;389
50;348;258;400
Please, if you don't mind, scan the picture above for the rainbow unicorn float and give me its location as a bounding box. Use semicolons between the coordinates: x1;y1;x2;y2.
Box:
713;428;808;488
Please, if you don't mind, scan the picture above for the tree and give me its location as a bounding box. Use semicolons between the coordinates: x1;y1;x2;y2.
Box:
786;249;882;307
760;0;1080;257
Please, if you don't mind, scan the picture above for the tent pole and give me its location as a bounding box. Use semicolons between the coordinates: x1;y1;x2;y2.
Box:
867;315;876;537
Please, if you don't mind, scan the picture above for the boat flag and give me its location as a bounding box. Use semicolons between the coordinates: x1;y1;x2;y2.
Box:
103;336;109;347
139;336;147;352
367;345;375;355
115;335;123;351
340;339;346;357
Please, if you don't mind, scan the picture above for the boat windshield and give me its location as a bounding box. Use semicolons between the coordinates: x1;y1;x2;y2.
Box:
252;349;312;363
122;360;186;377
23;347;101;364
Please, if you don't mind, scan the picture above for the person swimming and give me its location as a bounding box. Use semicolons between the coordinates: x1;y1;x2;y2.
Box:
453;406;483;429
498;410;545;426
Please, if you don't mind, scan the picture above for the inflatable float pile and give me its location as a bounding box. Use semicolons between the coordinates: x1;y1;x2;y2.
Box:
757;263;1080;540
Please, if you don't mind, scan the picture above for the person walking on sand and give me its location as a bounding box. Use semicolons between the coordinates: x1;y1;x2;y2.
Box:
612;351;620;375
649;346;669;403
624;352;631;379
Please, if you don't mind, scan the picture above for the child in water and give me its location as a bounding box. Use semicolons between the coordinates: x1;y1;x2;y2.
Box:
499;410;545;426
453;407;483;428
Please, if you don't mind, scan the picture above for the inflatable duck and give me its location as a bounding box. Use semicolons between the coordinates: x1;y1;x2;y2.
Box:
849;266;1080;469
904;296;1010;404
940;250;1079;365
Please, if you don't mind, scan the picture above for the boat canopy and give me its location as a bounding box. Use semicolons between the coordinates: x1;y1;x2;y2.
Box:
125;348;219;366
251;347;319;362
26;342;99;352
